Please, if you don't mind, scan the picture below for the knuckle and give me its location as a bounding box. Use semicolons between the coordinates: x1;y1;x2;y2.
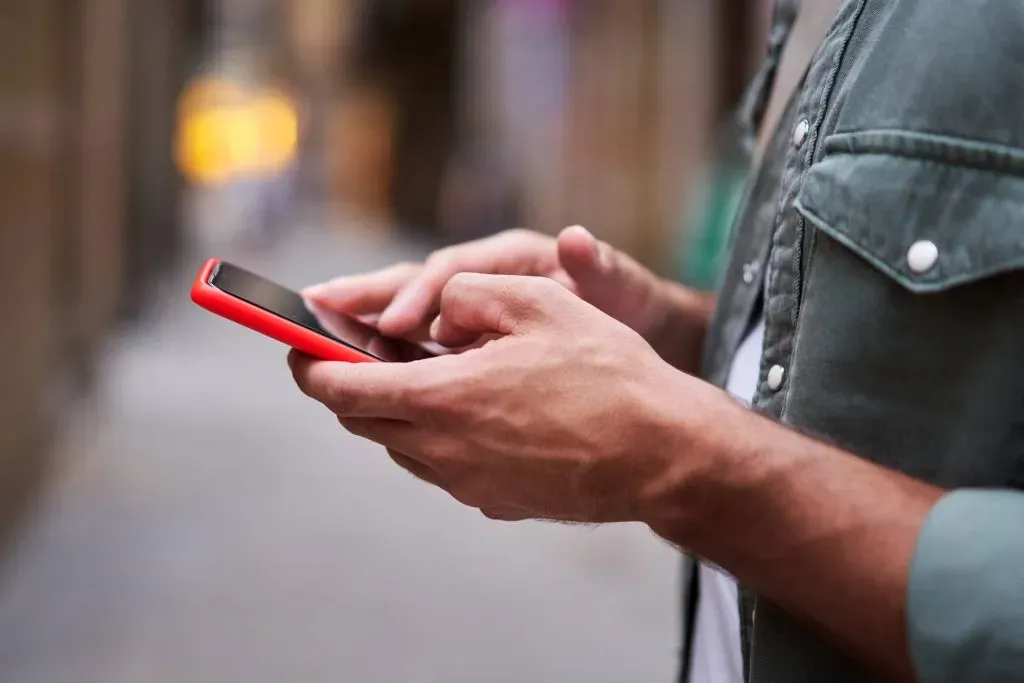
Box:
297;364;326;399
481;507;522;522
446;270;479;293
498;279;549;324
290;361;307;390
444;476;480;508
501;283;535;328
492;285;519;328
529;275;562;297
324;378;358;415
425;247;458;270
500;227;534;242
337;415;363;437
527;277;568;312
411;379;457;420
394;369;434;410
394;261;422;276
458;475;497;510
440;273;479;312
412;384;443;413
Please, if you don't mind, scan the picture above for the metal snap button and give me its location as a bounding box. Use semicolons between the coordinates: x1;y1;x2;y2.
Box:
907;240;939;274
742;261;760;285
767;364;786;391
793;119;810;148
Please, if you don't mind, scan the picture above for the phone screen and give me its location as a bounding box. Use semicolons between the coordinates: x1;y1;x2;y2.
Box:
209;261;432;362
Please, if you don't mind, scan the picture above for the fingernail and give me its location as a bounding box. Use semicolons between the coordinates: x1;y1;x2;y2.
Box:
575;226;609;263
378;304;399;327
395;286;418;310
429;316;442;340
384;286;420;321
301;284;325;299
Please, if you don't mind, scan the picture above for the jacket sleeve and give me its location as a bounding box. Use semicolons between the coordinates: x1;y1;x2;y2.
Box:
908;489;1024;683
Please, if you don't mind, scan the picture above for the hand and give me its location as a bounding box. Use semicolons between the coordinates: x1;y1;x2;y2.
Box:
290;273;711;522
303;227;712;372
298;276;946;683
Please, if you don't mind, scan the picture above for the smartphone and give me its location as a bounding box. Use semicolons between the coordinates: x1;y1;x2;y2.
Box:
190;258;433;363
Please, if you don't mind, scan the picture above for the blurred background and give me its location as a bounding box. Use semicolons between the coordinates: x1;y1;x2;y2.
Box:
0;1;771;681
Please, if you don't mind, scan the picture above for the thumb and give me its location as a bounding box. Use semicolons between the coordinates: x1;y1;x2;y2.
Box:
430;273;550;348
556;224;608;276
556;225;662;331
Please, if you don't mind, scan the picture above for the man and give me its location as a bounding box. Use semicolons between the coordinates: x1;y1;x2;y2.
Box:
291;0;1024;681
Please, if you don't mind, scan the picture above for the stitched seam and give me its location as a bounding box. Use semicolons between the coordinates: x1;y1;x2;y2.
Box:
794;0;868;314
823;130;1024;177
794;198;1024;293
783;0;868;420
778;231;821;426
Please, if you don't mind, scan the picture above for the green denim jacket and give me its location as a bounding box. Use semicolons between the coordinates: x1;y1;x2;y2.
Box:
686;1;1024;681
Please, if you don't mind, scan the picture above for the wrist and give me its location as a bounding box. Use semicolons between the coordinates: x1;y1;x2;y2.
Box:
632;377;945;680
635;377;807;566
630;372;750;539
646;281;715;375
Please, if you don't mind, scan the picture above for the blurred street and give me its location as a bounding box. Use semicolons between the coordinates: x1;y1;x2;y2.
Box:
0;223;679;683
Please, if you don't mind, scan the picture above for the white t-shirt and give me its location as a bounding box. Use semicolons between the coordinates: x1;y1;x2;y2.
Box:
688;320;765;683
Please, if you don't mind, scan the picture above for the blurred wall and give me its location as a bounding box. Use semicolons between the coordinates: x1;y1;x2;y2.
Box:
0;0;200;552
547;0;718;274
0;1;64;539
122;1;201;319
330;0;464;235
325;0;763;273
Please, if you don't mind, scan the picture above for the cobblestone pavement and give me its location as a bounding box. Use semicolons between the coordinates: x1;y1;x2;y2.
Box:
0;223;679;683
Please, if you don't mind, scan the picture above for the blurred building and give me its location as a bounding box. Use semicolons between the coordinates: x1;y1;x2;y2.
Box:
326;0;769;274
0;0;202;550
0;0;768;552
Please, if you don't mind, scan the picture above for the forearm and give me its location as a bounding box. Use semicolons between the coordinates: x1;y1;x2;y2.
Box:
645;398;944;681
648;281;716;374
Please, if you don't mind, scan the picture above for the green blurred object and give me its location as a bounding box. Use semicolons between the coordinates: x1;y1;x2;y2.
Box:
676;160;748;291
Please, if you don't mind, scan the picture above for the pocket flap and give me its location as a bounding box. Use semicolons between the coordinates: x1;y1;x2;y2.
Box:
793;134;1024;293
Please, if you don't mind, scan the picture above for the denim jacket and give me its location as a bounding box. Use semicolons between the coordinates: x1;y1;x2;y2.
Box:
687;1;1024;681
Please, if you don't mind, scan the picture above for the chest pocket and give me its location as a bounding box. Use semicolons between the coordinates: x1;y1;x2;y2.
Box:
786;130;1024;489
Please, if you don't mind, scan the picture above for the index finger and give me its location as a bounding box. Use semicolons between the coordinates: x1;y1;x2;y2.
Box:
377;234;550;337
431;273;557;347
302;262;422;316
289;350;422;420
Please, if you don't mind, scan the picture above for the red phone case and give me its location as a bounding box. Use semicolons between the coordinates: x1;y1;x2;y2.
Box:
190;258;380;363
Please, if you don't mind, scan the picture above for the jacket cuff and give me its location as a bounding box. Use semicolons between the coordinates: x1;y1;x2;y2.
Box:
908;489;1024;683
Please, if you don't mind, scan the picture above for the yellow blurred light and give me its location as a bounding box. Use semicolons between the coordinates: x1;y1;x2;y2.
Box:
175;76;300;186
